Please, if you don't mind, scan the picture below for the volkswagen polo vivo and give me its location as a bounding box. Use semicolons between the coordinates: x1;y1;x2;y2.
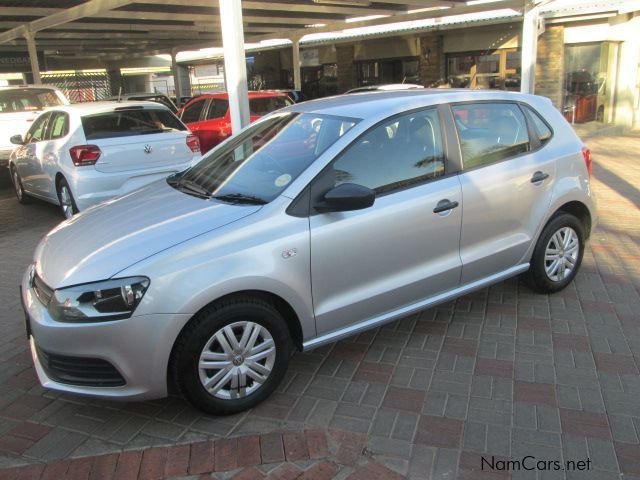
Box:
21;90;596;414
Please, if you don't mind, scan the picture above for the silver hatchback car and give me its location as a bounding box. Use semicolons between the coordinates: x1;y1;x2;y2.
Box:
21;90;596;414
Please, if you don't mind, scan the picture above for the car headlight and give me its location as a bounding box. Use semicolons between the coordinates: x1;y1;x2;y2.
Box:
48;277;150;323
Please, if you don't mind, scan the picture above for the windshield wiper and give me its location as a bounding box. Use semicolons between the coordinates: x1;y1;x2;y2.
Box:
212;193;267;205
168;177;212;199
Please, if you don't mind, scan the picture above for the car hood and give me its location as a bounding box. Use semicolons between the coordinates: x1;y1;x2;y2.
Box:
34;180;262;288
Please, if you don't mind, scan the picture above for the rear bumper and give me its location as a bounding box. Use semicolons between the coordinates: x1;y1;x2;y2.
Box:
66;160;196;211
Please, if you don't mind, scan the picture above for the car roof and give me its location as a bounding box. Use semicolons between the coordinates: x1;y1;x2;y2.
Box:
189;91;288;101
287;89;545;120
0;85;62;91
44;101;171;115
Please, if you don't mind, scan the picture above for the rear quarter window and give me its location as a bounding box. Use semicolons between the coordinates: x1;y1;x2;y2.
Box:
82;108;186;140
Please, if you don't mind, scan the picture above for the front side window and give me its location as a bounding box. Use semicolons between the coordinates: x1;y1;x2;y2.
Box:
181;99;206;123
81;108;186;140
173;112;358;203
24;113;50;143
328;108;445;195
452;103;530;169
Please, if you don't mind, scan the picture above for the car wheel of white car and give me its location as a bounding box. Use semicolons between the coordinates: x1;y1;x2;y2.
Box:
524;213;585;293
172;296;292;415
56;178;78;219
10;167;30;204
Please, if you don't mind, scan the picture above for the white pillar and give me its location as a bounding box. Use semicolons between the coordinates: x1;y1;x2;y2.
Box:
24;27;41;85
219;0;250;132
520;3;539;94
292;37;301;91
171;49;183;107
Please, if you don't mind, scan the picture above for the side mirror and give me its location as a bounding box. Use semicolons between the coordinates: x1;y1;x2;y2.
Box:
315;183;375;213
10;134;24;145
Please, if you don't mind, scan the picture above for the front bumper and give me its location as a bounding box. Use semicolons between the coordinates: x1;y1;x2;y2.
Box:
21;267;190;401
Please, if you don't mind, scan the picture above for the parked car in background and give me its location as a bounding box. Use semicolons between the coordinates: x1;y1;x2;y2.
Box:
178;91;293;153
171;96;194;107
106;93;178;113
0;86;69;167
22;90;595;414
9;101;200;218
346;83;424;93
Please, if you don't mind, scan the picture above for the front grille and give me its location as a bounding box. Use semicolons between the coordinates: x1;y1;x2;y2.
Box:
36;346;126;387
32;273;53;306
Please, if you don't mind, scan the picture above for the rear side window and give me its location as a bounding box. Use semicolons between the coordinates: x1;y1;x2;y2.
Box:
47;112;69;140
249;96;291;116
82;108;186;140
522;106;552;145
452;103;530;169
0;88;63;113
205;99;228;120
181;99;206;123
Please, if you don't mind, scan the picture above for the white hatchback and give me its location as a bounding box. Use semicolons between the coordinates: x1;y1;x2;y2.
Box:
8;101;201;218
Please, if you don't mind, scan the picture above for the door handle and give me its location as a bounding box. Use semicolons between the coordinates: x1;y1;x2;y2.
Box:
531;171;549;183
433;199;459;214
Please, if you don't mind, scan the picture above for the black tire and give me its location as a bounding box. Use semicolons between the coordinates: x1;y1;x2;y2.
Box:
523;213;585;293
171;296;292;415
10;166;30;204
56;177;79;219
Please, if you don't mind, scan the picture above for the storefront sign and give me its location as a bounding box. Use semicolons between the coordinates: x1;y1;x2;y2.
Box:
194;64;219;78
0;52;45;73
301;49;320;67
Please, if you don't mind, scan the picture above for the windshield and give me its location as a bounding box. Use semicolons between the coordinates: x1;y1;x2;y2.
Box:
171;112;359;203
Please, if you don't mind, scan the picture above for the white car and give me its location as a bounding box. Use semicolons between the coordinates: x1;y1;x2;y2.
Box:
0;86;69;167
9;101;201;218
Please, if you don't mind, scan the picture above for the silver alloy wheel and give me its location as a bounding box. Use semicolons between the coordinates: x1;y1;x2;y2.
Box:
59;185;74;219
198;321;276;400
12;169;22;201
544;226;579;282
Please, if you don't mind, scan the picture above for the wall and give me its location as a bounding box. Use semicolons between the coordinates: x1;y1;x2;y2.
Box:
336;44;356;93
419;34;444;87
535;25;565;109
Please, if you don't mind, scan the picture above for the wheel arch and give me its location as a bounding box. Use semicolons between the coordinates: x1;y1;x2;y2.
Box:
166;289;304;393
553;200;592;239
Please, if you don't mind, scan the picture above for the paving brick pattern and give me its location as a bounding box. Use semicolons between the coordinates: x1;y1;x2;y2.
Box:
0;129;638;479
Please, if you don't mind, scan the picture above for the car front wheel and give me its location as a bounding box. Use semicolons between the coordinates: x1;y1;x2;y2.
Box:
11;166;30;204
524;213;585;293
172;296;292;415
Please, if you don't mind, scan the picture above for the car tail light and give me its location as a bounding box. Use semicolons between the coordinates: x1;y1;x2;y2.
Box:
69;145;101;166
582;147;592;178
186;134;200;153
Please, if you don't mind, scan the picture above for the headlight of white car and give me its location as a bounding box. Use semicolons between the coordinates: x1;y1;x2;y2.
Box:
48;277;149;322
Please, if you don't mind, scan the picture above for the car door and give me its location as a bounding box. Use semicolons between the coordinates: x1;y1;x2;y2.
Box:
309;107;463;336
451;102;556;284
14;111;51;193
33;111;69;199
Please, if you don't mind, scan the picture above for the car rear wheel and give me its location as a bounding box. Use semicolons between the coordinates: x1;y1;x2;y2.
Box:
56;178;78;219
10;166;30;204
172;296;292;415
524;213;585;293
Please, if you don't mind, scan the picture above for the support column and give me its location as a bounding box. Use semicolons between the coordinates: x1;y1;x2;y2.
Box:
24;27;41;85
171;49;183;107
291;37;301;91
520;3;539;94
219;0;249;133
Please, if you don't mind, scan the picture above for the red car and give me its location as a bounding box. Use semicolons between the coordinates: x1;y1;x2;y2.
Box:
177;92;293;153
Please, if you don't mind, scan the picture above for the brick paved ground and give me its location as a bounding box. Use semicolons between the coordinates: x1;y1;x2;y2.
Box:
0;128;638;479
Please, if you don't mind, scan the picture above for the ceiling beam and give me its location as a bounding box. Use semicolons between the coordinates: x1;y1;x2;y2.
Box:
0;0;135;44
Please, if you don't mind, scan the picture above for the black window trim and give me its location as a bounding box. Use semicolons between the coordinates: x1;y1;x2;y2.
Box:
287;104;455;218
446;99;554;174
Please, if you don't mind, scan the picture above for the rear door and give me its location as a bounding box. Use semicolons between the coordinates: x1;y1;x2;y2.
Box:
33;111;70;198
81;107;195;173
451;102;556;284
